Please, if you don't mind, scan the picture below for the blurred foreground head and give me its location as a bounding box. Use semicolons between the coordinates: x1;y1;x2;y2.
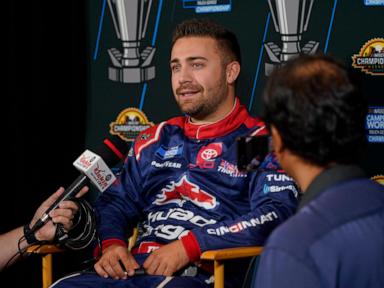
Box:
263;54;367;166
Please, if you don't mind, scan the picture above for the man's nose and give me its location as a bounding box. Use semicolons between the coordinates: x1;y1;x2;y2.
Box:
178;66;192;84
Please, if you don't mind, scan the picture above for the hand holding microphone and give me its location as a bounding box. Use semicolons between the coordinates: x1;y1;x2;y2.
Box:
29;135;129;235
27;186;89;243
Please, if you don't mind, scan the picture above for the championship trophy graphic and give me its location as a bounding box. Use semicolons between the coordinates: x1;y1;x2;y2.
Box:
264;0;319;75
107;0;156;83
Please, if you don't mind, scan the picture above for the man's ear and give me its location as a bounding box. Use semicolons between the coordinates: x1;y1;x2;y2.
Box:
226;61;241;85
271;125;284;154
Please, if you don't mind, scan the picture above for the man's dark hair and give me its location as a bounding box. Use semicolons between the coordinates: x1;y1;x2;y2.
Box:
263;54;367;166
171;18;241;65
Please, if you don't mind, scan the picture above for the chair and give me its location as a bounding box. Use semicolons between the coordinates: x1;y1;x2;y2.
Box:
200;246;263;288
26;244;64;288
27;227;262;288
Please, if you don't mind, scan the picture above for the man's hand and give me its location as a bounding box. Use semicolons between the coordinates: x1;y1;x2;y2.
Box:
143;240;190;276
94;244;140;279
30;186;89;241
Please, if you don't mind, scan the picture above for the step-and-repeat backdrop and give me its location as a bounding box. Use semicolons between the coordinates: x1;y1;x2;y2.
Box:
85;0;383;187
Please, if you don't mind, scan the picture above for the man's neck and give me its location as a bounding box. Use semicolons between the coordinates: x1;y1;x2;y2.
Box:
285;156;325;193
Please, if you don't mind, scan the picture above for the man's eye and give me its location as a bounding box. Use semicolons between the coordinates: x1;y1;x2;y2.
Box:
192;63;203;68
171;65;180;72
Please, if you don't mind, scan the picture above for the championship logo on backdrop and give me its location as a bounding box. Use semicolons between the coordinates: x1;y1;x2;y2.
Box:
371;175;384;185
264;0;319;76
352;38;384;76
110;108;154;142
364;0;384;6
365;106;384;143
182;0;232;13
107;0;156;83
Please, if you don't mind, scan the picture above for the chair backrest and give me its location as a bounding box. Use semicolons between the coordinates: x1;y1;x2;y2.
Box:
128;227;138;251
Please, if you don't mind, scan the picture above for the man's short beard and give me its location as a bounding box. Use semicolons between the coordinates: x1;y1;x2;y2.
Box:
182;103;208;119
179;91;226;120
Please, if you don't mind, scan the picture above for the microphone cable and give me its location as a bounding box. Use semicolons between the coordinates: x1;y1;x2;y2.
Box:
55;197;96;250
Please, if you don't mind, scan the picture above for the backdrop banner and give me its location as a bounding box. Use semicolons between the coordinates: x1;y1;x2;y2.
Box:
86;0;383;195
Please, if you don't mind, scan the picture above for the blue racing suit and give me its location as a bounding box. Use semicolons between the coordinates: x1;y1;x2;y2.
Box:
52;99;299;288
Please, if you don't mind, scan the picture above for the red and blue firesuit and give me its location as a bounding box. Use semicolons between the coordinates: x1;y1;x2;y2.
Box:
52;99;299;288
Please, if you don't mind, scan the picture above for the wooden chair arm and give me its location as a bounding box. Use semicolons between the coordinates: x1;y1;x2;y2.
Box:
200;246;263;288
200;246;263;261
25;244;65;288
26;244;65;255
27;243;263;288
25;227;138;288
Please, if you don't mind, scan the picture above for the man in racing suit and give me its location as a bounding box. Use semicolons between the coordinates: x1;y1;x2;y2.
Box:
52;18;298;288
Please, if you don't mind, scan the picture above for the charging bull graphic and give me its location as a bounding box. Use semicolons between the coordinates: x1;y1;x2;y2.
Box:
153;175;217;210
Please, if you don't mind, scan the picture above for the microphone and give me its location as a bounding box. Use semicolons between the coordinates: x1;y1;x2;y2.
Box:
29;135;129;234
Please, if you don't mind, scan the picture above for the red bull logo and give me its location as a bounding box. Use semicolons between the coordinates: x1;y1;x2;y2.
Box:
153;175;217;209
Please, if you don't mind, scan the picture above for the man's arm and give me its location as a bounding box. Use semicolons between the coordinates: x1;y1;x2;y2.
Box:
0;186;88;270
142;239;189;276
92;151;144;279
142;168;299;276
182;168;299;261
0;226;27;270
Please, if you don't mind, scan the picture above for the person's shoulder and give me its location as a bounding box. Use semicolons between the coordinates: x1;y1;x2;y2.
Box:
265;208;325;255
243;114;268;136
133;116;186;160
136;121;166;143
236;102;266;132
166;115;186;128
311;177;384;220
267;178;384;250
133;122;167;160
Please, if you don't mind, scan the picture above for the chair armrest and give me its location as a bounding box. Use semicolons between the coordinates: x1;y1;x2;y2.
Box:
25;244;65;288
200;246;263;261
200;246;263;288
26;244;65;255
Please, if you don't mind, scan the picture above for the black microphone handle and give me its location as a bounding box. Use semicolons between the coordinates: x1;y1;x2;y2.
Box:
30;174;89;233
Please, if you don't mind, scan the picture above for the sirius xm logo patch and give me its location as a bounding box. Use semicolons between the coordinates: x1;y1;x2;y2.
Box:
263;184;298;198
156;145;183;160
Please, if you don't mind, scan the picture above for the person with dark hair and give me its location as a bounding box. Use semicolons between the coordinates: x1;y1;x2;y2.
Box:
253;54;384;288
171;17;242;66
0;186;89;270
51;18;298;288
